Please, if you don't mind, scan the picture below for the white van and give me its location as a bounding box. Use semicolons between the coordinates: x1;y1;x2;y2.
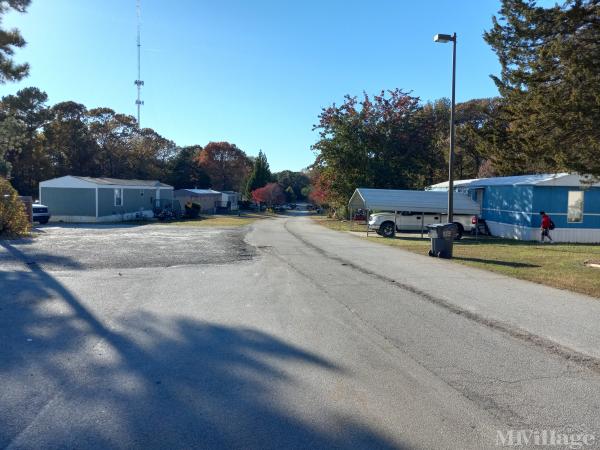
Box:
32;203;51;224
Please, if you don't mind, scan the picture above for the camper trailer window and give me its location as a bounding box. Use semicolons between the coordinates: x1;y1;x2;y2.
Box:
114;188;123;207
567;191;583;223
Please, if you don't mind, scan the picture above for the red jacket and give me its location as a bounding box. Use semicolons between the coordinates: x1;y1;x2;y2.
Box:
541;215;551;229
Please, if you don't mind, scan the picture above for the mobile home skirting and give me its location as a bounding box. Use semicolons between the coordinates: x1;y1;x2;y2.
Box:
49;210;155;223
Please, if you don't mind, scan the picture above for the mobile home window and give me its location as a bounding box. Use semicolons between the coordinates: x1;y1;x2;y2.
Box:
114;188;123;207
567;191;583;223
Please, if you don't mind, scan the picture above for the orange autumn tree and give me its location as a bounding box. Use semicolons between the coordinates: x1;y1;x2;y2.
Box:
197;142;252;191
304;166;331;206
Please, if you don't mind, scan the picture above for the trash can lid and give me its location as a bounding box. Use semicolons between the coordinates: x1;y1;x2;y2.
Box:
438;222;458;229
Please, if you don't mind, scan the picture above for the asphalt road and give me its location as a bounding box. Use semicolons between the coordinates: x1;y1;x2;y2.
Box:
1;216;600;449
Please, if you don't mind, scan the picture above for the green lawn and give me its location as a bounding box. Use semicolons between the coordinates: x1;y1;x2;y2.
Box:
314;217;600;299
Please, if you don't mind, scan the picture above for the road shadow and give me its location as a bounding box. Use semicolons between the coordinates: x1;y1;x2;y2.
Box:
282;210;313;217
0;240;83;269
0;235;38;244
452;256;540;268
0;241;404;449
389;236;427;242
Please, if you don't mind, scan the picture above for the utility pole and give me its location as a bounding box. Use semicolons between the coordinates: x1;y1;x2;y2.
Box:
134;0;144;127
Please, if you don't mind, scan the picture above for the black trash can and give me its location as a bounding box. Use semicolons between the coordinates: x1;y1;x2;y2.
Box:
427;223;458;258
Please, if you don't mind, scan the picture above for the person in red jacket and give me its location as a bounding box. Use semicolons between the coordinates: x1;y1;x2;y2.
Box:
540;211;553;243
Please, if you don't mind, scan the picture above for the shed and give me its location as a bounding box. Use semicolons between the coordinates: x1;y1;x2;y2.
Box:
39;176;173;222
173;189;222;214
219;191;240;211
429;174;600;243
348;188;481;215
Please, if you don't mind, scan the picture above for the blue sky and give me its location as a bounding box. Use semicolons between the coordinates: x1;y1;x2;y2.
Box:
5;0;515;171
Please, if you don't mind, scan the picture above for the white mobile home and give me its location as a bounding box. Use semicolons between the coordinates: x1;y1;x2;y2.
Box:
219;191;240;211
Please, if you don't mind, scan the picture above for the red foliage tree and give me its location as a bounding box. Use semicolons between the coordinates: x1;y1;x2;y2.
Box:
251;182;285;207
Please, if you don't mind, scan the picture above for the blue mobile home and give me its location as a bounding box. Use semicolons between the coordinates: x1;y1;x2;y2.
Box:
430;174;600;243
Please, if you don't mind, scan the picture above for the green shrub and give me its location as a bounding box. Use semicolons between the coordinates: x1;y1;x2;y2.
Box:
332;205;349;220
184;202;201;218
0;177;30;237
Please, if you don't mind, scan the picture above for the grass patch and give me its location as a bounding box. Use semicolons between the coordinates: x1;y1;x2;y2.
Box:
314;217;600;298
160;212;272;228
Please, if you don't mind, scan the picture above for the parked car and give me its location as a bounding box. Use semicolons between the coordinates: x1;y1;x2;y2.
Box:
368;211;475;239
32;203;51;224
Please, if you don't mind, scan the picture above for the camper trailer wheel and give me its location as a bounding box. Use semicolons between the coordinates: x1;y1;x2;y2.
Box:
379;222;395;238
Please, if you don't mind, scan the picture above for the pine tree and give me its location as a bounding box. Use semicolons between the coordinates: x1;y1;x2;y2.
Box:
245;150;272;198
484;0;600;176
0;0;31;179
0;0;31;84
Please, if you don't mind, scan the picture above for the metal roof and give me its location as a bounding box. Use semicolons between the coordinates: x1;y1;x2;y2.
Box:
74;176;172;188
348;188;480;215
39;175;173;189
174;189;222;195
468;173;570;187
428;173;599;189
427;179;478;191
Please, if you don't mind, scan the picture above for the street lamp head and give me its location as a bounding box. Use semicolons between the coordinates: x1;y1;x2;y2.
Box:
434;33;455;43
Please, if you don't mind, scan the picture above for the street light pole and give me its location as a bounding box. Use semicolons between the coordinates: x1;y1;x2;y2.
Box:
434;32;457;223
448;32;456;223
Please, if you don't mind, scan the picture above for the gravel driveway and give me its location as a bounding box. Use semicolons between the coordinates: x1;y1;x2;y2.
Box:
0;224;255;271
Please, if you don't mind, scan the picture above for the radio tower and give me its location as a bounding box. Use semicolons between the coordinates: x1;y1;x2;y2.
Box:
134;0;144;127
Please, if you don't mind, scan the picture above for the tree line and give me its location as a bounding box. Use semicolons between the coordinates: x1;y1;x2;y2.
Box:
310;0;600;208
0;86;310;201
